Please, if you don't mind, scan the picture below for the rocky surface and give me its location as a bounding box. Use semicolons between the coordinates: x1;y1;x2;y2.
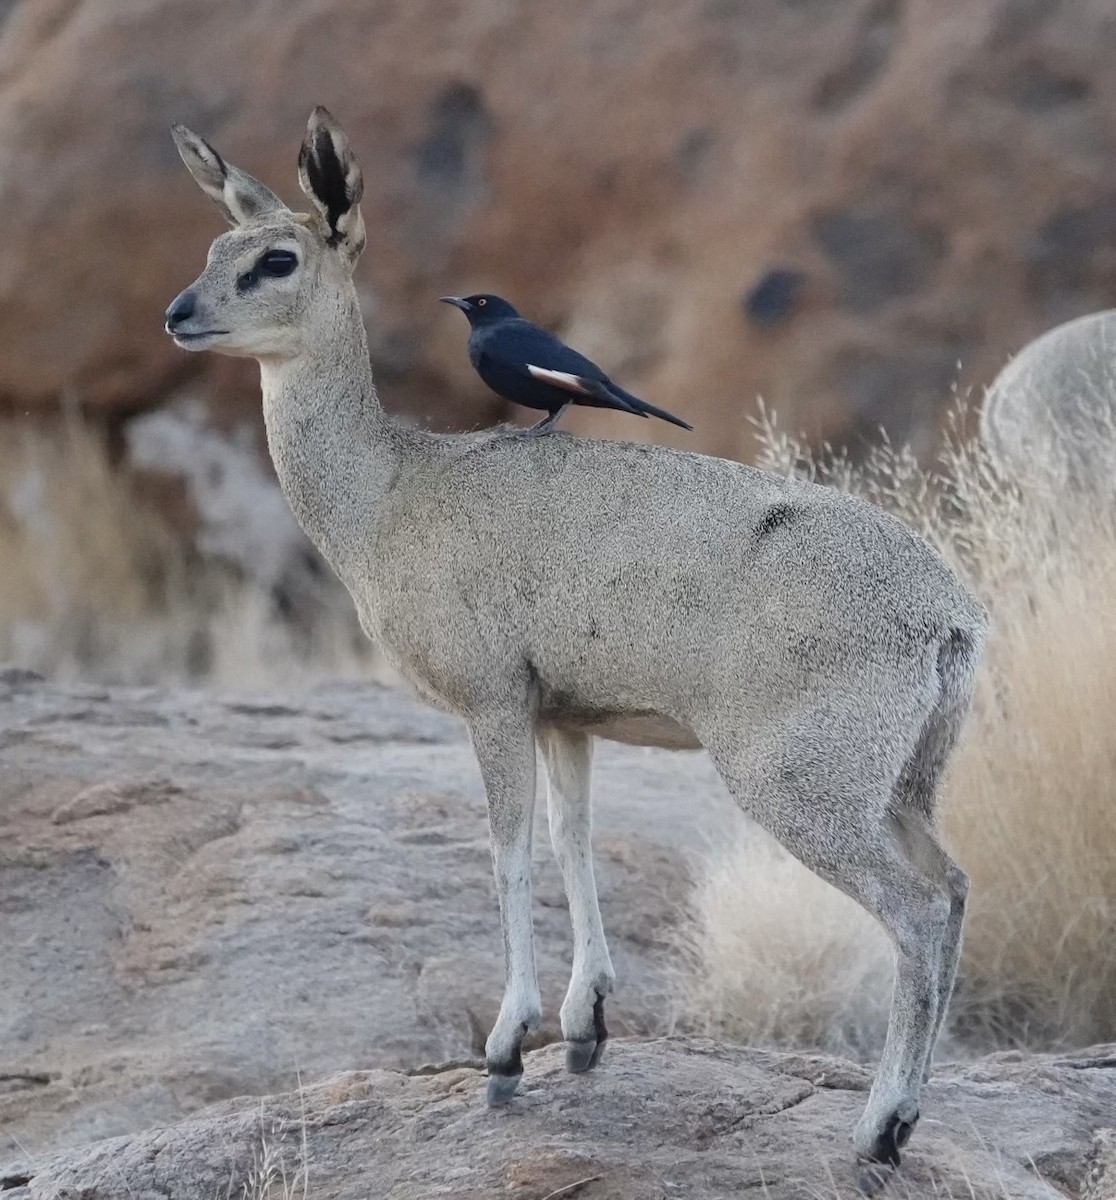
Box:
3;0;1116;460
3;1038;1114;1199
3;672;1115;1197
0;668;728;1159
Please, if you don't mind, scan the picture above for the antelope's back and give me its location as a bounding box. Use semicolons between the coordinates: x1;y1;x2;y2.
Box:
368;430;981;724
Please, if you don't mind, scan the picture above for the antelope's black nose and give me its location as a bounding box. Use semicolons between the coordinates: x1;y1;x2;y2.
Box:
164;290;197;330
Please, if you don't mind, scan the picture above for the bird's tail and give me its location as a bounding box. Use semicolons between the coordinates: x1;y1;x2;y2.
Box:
608;385;693;431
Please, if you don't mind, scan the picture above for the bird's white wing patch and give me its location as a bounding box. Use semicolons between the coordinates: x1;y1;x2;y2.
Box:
526;365;593;395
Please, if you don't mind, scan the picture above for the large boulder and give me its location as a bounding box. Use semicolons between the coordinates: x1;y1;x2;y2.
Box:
980;309;1116;495
2;0;1116;458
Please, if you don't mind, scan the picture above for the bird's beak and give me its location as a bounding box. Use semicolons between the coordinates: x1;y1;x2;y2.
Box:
439;296;471;312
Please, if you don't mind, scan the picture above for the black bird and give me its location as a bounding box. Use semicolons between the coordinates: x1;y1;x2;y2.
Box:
440;294;693;436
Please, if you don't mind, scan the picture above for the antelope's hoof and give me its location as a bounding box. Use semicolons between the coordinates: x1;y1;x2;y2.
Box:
864;1103;918;1169
566;1038;604;1074
565;991;609;1074
857;1162;896;1196
485;1070;522;1107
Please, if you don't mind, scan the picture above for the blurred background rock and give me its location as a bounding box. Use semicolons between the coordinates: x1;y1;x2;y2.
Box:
2;0;1116;681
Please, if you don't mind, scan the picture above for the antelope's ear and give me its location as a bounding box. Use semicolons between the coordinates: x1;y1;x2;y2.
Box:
298;106;366;269
171;125;288;227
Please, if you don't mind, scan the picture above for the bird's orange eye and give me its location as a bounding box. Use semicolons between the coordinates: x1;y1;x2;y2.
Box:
477;297;487;307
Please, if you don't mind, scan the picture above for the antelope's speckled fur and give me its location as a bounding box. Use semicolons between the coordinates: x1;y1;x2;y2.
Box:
167;109;988;1176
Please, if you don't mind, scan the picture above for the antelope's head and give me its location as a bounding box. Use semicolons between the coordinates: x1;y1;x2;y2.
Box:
164;107;366;361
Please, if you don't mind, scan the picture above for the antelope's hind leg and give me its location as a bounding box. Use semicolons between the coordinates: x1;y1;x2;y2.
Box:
701;676;952;1181
889;807;970;1087
539;726;615;1073
890;680;974;1086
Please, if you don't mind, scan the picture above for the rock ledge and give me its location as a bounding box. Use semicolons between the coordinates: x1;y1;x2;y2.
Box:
4;1037;1114;1200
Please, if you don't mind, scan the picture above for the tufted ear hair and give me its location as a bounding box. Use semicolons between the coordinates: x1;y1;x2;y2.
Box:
298;106;366;268
171;124;289;227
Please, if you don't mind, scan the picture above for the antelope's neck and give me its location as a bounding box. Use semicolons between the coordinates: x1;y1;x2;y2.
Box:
257;300;396;590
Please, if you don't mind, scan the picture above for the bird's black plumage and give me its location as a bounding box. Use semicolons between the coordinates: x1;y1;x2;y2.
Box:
440;294;693;435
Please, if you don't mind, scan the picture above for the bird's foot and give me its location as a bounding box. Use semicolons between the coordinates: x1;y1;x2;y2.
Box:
518;402;570;437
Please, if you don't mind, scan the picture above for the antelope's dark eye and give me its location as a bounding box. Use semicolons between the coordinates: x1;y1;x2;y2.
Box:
477;297;487;307
257;250;298;278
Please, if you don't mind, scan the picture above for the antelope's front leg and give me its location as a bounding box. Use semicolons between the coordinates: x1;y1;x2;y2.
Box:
539;727;615;1073
470;711;542;1105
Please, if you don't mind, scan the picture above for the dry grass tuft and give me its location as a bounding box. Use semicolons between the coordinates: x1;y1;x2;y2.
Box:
676;405;1116;1057
220;1100;309;1200
947;526;1116;1049
677;826;891;1059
